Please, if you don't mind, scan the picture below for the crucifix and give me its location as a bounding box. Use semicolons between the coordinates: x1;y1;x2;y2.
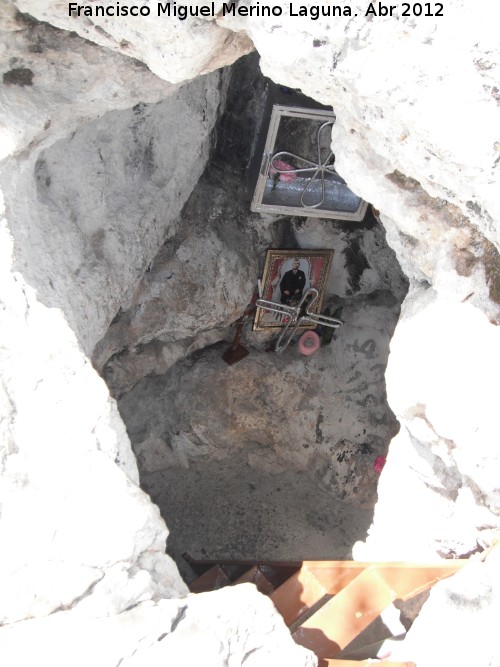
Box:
255;288;343;354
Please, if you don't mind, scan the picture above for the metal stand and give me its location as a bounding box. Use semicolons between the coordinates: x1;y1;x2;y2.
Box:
270;121;336;209
222;319;249;365
256;288;343;354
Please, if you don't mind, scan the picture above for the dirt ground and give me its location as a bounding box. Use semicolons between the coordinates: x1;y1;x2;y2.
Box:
141;456;374;583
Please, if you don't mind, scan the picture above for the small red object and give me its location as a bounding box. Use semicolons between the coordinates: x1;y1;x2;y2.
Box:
374;456;386;473
298;330;320;356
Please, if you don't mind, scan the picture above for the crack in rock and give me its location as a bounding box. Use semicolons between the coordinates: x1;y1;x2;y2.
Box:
170;605;187;632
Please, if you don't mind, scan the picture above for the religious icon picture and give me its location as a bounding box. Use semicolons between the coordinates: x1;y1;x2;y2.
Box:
253;249;334;331
251;105;368;220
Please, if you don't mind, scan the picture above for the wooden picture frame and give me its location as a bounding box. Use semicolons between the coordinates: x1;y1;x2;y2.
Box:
253;249;334;331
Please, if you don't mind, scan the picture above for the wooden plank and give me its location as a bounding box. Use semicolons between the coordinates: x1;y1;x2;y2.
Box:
305;561;466;600
259;564;300;589
182;554;301;569
270;564;328;627
378;563;466;601
302;562;362;595
233;565;275;595
293;567;397;658
189;565;230;593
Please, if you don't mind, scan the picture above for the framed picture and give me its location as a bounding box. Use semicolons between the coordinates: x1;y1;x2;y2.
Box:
253;249;334;331
251;105;368;221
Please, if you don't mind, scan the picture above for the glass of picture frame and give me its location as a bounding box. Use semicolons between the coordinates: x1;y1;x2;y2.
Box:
253;248;333;332
251;105;367;221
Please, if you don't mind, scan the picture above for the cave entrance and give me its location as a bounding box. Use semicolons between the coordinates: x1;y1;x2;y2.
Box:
93;54;408;583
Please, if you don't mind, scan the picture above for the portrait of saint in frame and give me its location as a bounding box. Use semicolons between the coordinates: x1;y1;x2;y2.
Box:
253;249;334;332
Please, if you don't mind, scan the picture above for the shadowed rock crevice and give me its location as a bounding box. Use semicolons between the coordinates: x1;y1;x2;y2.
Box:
103;55;409;569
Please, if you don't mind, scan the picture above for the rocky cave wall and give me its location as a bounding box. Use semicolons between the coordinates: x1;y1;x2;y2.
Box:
2;19;230;354
94;56;409;524
1;1;500;666
216;1;500;564
0;6;315;665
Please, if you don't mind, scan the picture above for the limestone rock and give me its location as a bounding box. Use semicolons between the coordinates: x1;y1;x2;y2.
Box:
218;1;500;247
92;159;276;375
375;184;500;326
389;553;500;667
0;8;178;159
118;285;402;509
218;0;500;339
356;291;500;560
218;3;500;562
109;137;407;509
93;224;255;368
2;1;500;663
293;217;409;303
0;587;317;667
119;586;317;667
2;62;228;354
1;9;203;629
101;329;227;398
0;214;187;626
12;0;253;84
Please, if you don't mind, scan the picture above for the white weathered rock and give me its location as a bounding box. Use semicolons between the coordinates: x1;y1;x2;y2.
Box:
1;0;500;663
0;5;178;158
0;586;317;667
0;16;311;665
12;0;253;84
355;290;500;560
388;552;500;667
93;225;255;367
219;0;500;248
2;68;228;355
0;206;187;626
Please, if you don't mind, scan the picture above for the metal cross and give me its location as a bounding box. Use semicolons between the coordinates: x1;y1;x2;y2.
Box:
256;288;343;354
270;121;337;209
